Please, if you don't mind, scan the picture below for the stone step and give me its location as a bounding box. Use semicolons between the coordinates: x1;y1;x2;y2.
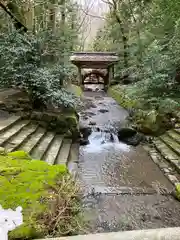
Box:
0;115;21;133
153;139;180;174
167;130;180;145
3;122;38;152
148;148;180;185
159;134;180;156
0;116;77;166
175;128;180;134
67;143;79;177
56;139;72;165
30;132;55;160
0;120;29;145
43;135;63;165
20;127;47;154
154;139;179;161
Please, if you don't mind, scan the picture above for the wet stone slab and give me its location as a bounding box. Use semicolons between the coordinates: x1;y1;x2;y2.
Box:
82;194;180;233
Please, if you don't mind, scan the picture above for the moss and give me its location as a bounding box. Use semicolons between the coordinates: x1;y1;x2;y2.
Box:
52;112;79;139
108;85;174;135
8;151;31;160
69;84;82;97
108;86;137;109
176;184;180;201
0;151;70;239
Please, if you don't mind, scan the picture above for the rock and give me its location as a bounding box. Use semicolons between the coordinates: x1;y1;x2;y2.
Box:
0;147;6;156
83;116;89;120
118;128;137;140
17;98;30;104
0;101;6;108
80;127;92;139
86;112;96;117
118;128;144;146
89;121;96;126
98;109;109;113
9;108;24;113
31;111;43;121
91;104;97;108
80;138;90;146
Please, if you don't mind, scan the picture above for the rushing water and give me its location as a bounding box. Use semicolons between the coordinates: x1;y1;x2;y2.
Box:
77;86;180;233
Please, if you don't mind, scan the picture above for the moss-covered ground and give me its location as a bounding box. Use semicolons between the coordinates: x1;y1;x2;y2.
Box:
67;84;82;98
108;85;179;136
0;150;81;239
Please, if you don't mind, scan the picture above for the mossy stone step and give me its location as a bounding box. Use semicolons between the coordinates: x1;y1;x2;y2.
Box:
175;128;180;134
56;139;72;165
20;126;46;153
0;116;79;167
153;139;180;174
159;134;180;156
3;123;38;152
0;115;20;133
43;135;63;165
167;130;180;145
0;120;29;145
153;139;179;161
67;143;79;178
30;131;55;160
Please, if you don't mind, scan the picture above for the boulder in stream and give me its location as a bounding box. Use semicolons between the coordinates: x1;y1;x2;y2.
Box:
118;128;144;146
80;138;90;146
99;109;109;113
80;126;92;139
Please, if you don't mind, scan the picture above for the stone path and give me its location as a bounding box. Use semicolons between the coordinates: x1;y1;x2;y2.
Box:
0;115;78;170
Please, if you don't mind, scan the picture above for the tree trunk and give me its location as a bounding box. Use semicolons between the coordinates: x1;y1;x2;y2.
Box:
114;12;128;68
110;0;129;68
49;0;56;34
22;0;34;31
60;0;66;29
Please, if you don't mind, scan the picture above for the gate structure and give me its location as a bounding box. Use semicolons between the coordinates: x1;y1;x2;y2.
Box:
70;52;119;90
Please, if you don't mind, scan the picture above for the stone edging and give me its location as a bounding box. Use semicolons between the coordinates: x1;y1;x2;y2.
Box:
36;227;180;240
144;145;180;187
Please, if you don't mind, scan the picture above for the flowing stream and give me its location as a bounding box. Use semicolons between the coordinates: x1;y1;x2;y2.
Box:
77;85;180;233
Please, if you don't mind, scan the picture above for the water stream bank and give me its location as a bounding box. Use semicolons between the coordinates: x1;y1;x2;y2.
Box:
77;87;180;233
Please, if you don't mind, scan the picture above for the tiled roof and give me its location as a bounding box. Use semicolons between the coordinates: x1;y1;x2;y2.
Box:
70;52;119;63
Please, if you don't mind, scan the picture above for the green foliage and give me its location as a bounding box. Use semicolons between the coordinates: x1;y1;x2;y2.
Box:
93;0;180;119
0;0;82;110
0;30;80;109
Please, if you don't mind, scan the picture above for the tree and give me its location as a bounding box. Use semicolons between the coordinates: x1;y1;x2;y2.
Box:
0;0;83;109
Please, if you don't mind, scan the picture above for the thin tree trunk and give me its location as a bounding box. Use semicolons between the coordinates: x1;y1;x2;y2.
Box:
110;0;129;68
49;0;56;34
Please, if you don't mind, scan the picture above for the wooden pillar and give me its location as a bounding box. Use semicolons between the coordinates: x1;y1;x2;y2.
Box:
78;66;82;86
104;67;110;92
112;65;115;79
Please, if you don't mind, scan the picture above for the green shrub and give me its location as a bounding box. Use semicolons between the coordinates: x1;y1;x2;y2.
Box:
0;31;79;109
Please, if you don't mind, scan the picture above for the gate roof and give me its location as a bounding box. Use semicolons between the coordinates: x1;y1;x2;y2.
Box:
70;52;119;69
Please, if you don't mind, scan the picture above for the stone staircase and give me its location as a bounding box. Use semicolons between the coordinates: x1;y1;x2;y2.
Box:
148;120;180;185
0;115;79;170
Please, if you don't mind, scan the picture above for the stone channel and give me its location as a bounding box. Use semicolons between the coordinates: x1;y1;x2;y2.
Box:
77;85;180;233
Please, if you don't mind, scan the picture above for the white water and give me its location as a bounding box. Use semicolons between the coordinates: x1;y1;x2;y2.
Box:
84;131;130;153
